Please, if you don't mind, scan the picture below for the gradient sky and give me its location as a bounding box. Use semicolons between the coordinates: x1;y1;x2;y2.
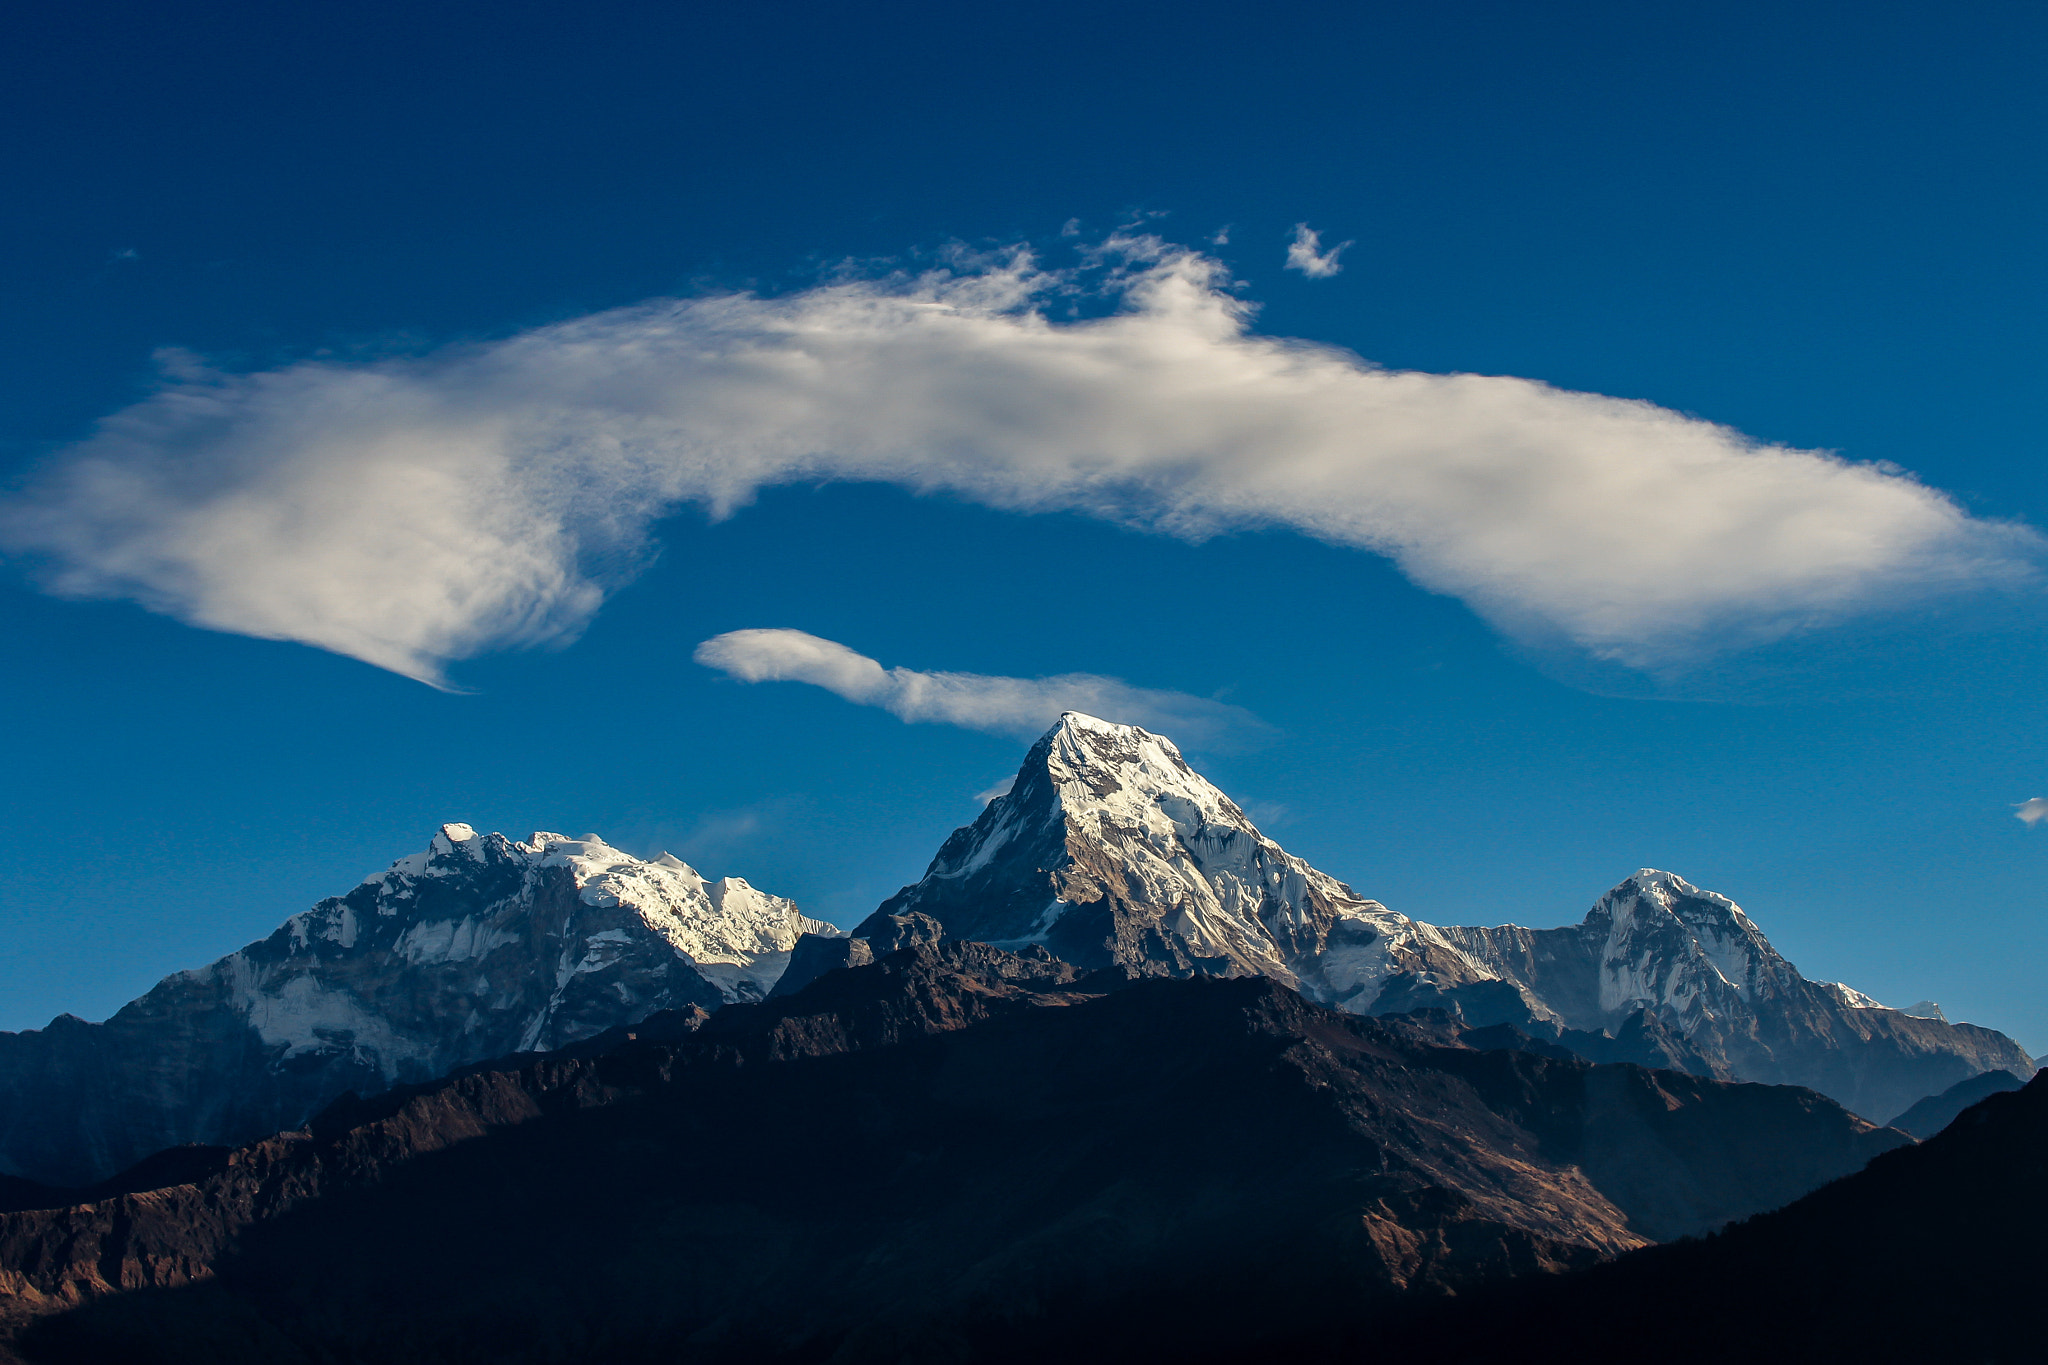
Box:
4;0;2045;1051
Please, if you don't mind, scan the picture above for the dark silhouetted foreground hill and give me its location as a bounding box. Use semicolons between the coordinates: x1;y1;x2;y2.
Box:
1360;1070;2048;1364
1;942;1902;1365
1886;1067;2025;1138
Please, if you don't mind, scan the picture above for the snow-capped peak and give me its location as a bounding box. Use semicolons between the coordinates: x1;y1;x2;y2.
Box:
870;713;1496;1008
1585;869;1781;1018
1819;980;1886;1010
187;820;844;1112
432;821;478;849
0;821;850;1183
1605;870;1766;934
1053;708;1148;739
322;823;832;1005
1037;713;1255;841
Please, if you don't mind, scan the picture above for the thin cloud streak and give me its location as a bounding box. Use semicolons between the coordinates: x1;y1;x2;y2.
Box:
693;628;1266;746
1284;223;1350;277
2016;798;2048;827
0;234;2038;686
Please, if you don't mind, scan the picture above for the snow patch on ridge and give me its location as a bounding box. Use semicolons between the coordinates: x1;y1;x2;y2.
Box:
394;915;523;964
215;822;829;1084
226;954;429;1070
1819;980;1886;1011
536;834;835;969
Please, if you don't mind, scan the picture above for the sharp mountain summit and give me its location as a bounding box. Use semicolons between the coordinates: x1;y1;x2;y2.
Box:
0;714;2036;1363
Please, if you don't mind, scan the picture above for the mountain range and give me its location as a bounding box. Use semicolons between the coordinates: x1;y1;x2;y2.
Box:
816;714;2032;1120
0;827;829;1186
1365;1067;2048;1362
1;714;2029;1191
0;939;1907;1363
0;712;2039;1361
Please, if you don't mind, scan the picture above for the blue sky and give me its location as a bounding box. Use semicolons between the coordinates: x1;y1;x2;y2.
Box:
4;0;2045;1049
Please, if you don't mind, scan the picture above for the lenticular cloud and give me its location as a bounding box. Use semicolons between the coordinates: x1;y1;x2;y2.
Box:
1;235;2036;685
693;627;1263;744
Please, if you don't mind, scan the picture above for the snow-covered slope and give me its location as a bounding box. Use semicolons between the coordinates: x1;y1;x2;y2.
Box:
0;825;830;1186
320;823;831;1039
855;713;1510;1008
829;714;2033;1122
1435;870;1793;1035
1439;869;2035;1119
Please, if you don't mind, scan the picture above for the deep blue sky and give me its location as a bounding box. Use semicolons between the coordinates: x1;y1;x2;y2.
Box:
5;0;2045;1048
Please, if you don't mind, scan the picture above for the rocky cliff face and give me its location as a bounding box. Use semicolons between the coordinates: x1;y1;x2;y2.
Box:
861;712;1504;1005
1440;870;2035;1122
821;714;2032;1123
0;825;831;1186
0;941;1906;1364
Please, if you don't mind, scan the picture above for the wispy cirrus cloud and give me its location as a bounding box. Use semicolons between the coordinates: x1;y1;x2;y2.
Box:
2016;798;2048;827
1284;223;1350;278
1;233;2038;687
973;776;1017;805
693;628;1265;746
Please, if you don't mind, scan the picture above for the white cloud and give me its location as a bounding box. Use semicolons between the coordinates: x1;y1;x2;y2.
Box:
1284;223;1350;278
2016;798;2048;827
1;234;2038;686
1241;799;1292;830
693;628;1264;745
973;776;1016;805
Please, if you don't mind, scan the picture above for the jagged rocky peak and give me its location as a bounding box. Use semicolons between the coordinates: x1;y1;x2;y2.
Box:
831;716;2035;1125
0;822;832;1187
1584;869;1786;1019
1439;867;1814;1040
854;712;1497;1006
339;822;829;977
1444;868;2036;1120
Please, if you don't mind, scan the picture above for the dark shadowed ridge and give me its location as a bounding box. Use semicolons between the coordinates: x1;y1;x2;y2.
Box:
1885;1068;2025;1138
1;940;1902;1365
1360;1070;2048;1364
